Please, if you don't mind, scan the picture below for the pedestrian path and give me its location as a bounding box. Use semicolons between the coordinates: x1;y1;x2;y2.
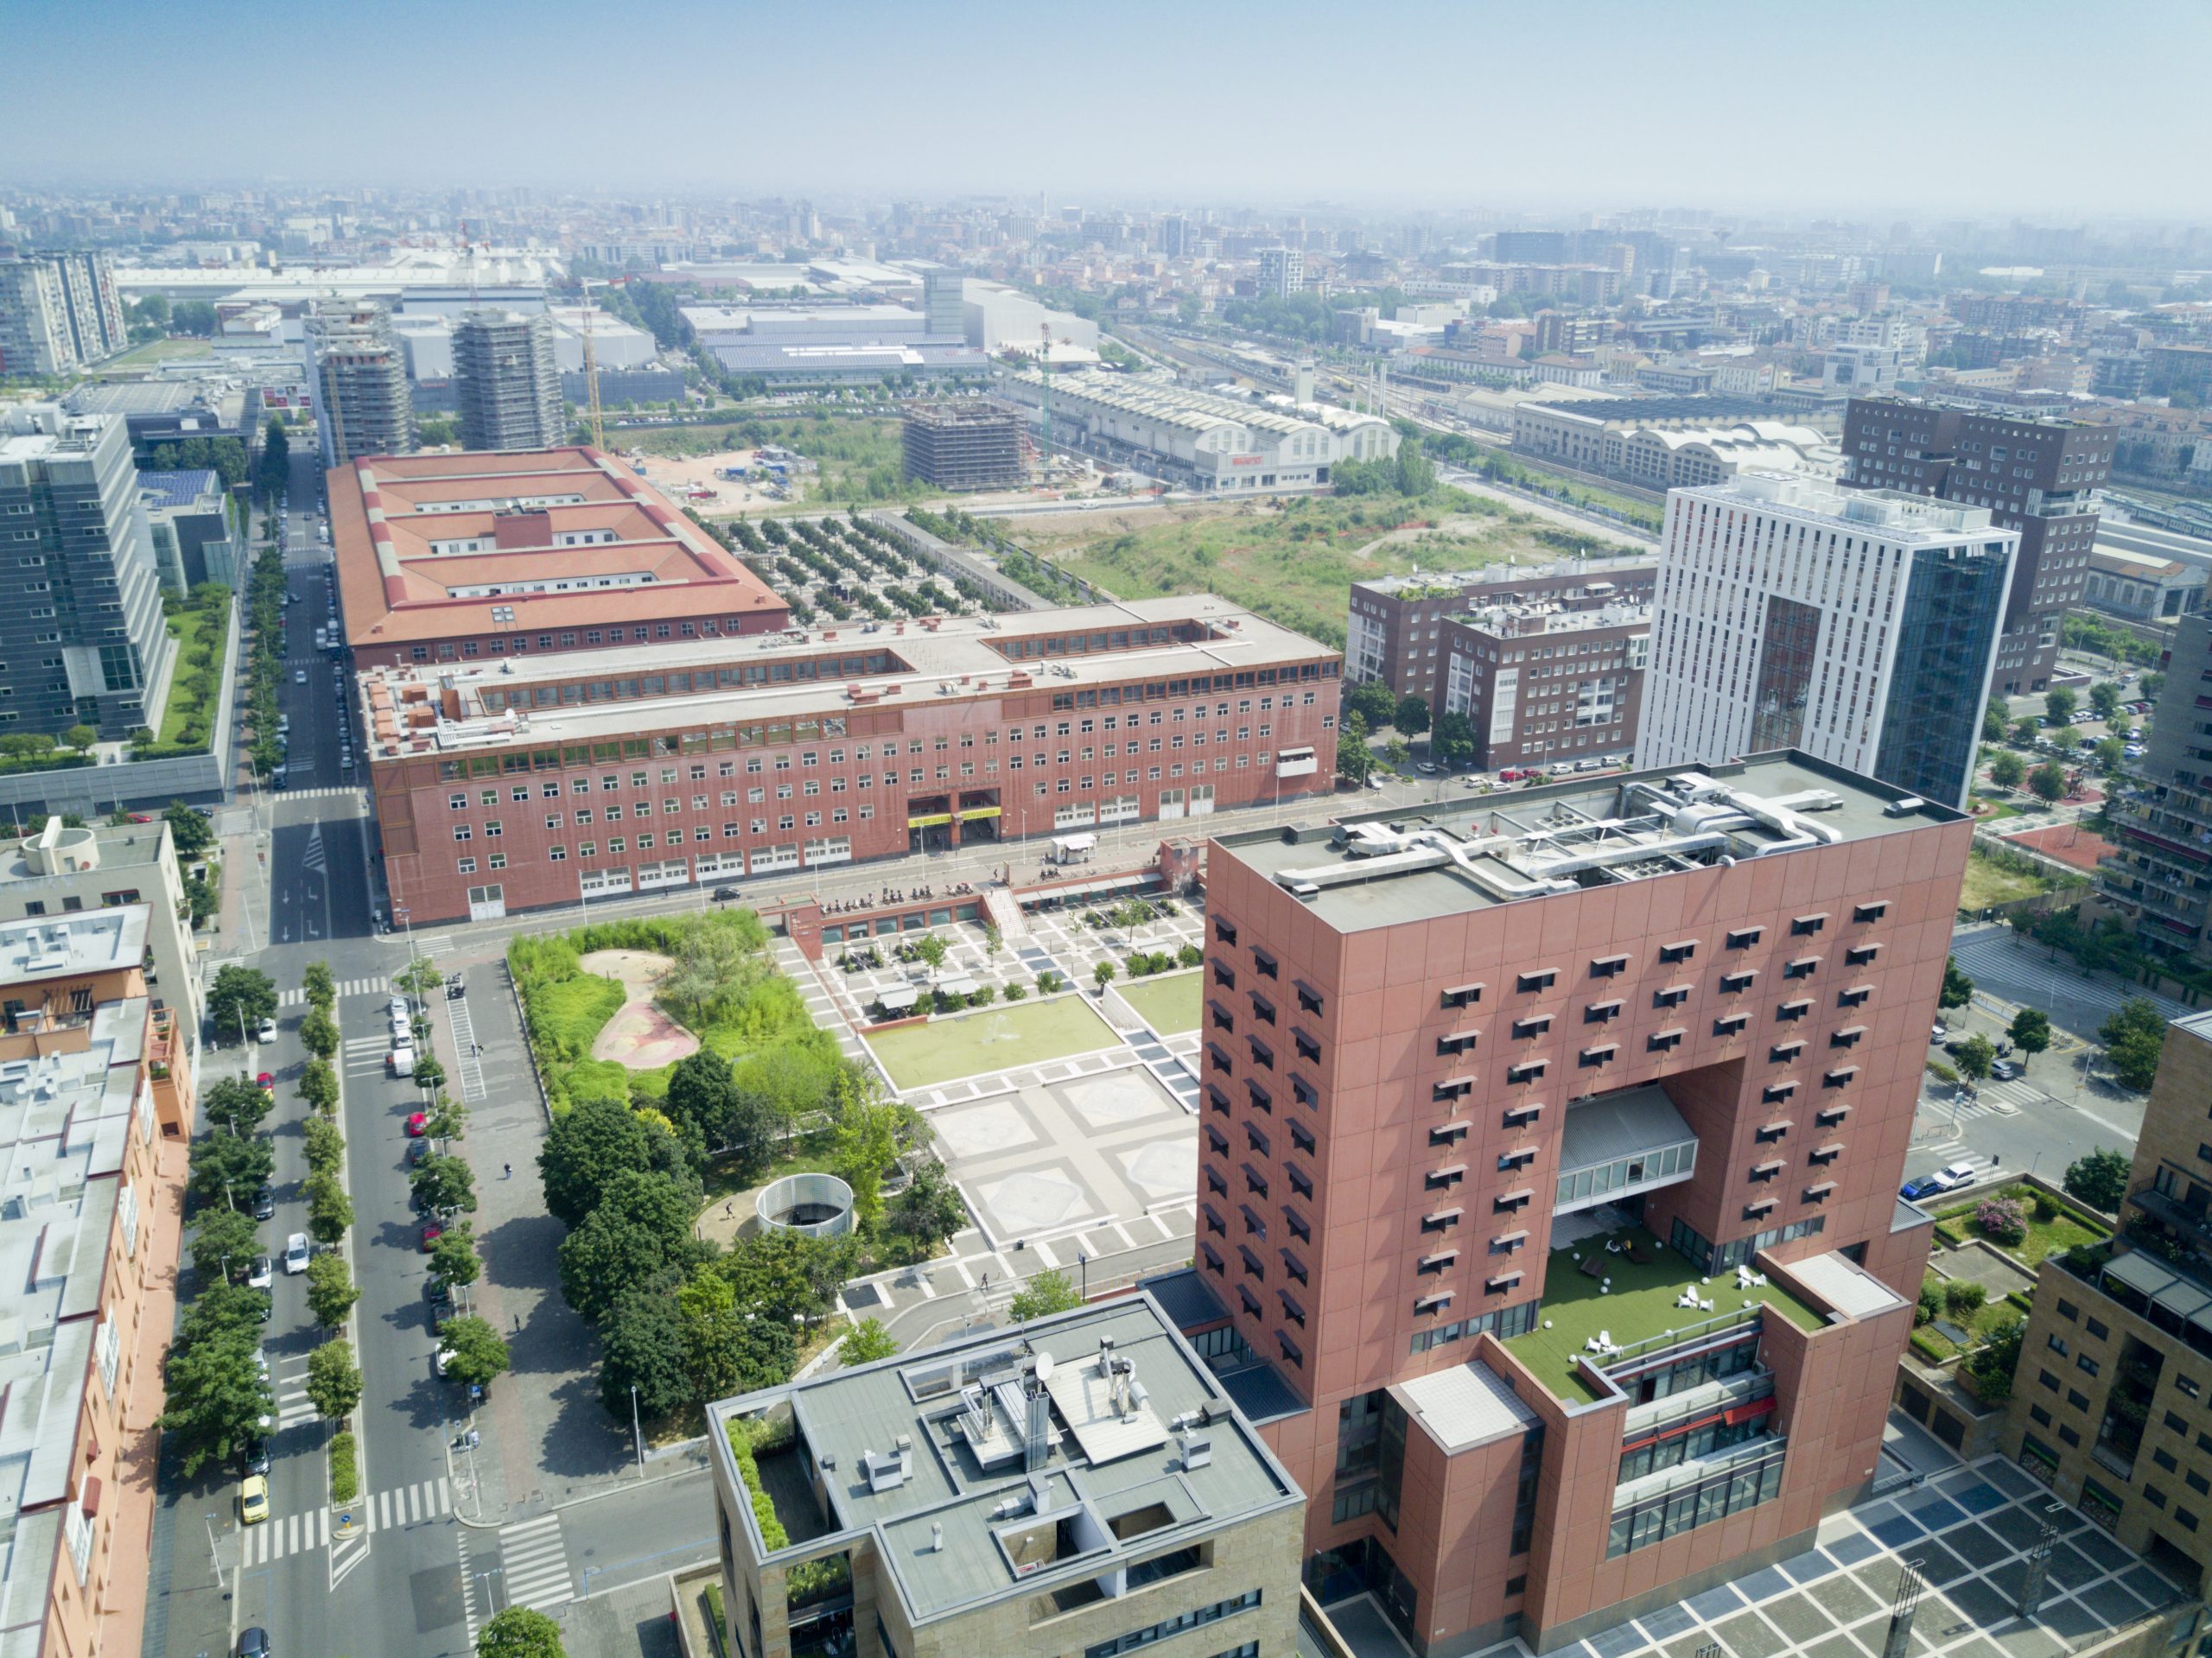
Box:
275;786;364;804
446;977;486;1102
1949;931;2189;1024
362;1477;453;1531
250;1477;455;1569
497;1512;575;1613
774;937;866;1064
278;975;389;1008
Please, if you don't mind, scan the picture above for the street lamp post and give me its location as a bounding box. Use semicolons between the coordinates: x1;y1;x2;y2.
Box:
1078;1251;1090;1300
631;1384;645;1475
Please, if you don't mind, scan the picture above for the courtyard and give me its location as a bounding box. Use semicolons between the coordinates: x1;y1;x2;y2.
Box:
861;993;1122;1091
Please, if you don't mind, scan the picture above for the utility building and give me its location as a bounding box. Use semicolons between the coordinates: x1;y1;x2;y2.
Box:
902;403;1026;492
453;309;563;452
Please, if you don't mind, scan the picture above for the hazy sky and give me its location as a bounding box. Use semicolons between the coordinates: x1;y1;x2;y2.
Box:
14;0;2212;219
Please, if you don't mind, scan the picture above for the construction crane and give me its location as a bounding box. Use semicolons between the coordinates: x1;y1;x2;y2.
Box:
1039;320;1053;479
576;276;607;452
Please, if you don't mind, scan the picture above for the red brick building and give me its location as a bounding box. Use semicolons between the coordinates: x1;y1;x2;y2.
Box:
360;595;1339;926
1195;755;1970;1653
330;447;786;669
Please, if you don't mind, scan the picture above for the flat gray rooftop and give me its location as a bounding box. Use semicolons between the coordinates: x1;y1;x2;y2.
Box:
1215;753;1961;935
712;1293;1300;1627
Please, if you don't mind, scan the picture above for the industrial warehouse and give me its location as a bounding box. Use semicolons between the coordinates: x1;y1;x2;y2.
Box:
997;369;1401;492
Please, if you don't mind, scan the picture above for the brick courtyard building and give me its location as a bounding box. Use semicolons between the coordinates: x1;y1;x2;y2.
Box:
1194;754;1973;1652
360;594;1339;926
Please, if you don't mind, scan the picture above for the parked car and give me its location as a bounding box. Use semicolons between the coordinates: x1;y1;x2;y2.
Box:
387;1045;416;1079
283;1233;310;1274
235;1628;271;1658
1930;1022;1947;1042
1990;1058;2021;1081
256;1070;276;1095
1899;1173;1948;1202
257;1017;277;1045
239;1436;270;1477
293;670;306;685
251;1186;276;1222
419;1223;444;1254
425;1276;452;1311
405;1112;429;1138
238;1477;270;1526
247;1255;273;1290
407;1135;429;1165
387;996;410;1021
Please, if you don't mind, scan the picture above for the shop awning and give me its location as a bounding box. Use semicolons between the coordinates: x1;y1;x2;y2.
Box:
907;812;951;829
957;805;1001;820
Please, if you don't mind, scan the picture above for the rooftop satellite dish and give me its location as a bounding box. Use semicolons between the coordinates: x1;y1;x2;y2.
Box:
1034;1351;1055;1382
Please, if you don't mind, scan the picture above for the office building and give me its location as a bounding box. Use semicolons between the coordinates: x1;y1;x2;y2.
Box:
2100;612;2212;964
306;301;416;467
997;372;1396;494
0;405;173;741
0;252;125;378
902;403;1026;492
1347;563;1658;707
921;268;965;338
1840;397;2115;695
1160;213;1190;258
1198;756;1967;1653
328;447;786;670
451;309;563;452
0;905;196;1658
0;816;204;1064
1999;1009;2212;1591
1637;474;2016;810
1493;229;1570;264
1439;601;1649;770
137;468;239;593
1259;246;1305;300
707;1294;1304;1658
355;594;1338;925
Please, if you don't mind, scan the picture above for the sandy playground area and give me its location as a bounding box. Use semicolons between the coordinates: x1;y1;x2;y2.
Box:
580;949;702;1070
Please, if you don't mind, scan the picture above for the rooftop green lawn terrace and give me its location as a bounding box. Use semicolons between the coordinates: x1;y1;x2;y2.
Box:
1503;1226;1827;1405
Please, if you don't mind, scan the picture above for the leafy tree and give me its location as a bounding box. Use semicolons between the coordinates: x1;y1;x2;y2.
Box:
163;798;214;859
478;1605;569;1658
188;1132;273;1206
839;1318;899;1368
909;933;950;978
158;1321;272;1477
1967;1317;2024;1401
305;1168;353;1245
306;1251;359;1327
2094;736;2126;772
437;1315;512;1390
189;1204;260;1285
1940;957;1974;1011
1035;969;1064;996
2101;997;2169;1091
719;1229;859;1329
2064;1148;2130;1213
303;1115;345;1173
426;1095;468;1140
299;1007;339;1062
302;961;335;1009
63;723;97;753
2027;762;2067;804
887;1159;968;1255
721;1083;779;1185
306;1338;363;1420
539;1095;661;1228
1953;1033;1995;1081
2143;671;2166;700
1394;693;1431;737
202;1075;273;1136
1430;709;1478;768
599;1286;695;1420
834;1099;905;1230
1009;1268;1082;1323
2089;682;2124;722
429;1225;481;1289
673;1267;798;1401
1344;679;1398;730
395;957;444;1002
1982;702;2010;743
2044;688;2077;724
663;1048;738;1164
298;1058;337;1115
1337;711;1374;786
2010;719;2039;746
1093;959;1116;989
1383;736;1408;770
557;1171;709;1324
411;1056;448;1095
411;1153;478;1216
2007;1008;2051;1066
209;964;276;1042
1988;751;2025;791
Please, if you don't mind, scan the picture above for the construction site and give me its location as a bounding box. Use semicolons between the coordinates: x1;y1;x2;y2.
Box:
900;400;1028;491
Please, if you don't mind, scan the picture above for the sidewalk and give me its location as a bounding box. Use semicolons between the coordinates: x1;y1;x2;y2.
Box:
419;953;636;1521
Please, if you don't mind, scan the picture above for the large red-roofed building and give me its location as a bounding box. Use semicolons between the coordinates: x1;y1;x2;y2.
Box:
329;447;786;668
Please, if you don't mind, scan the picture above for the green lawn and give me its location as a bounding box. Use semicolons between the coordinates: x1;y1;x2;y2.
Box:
1959;848;2051;910
1504;1227;1826;1405
865;994;1122;1089
1933;1187;2110;1267
99;336;209;371
1024;492;1647;651
1116;970;1201;1035
156;600;229;746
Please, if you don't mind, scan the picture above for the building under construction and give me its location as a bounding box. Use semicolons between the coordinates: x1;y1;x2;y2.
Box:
901;401;1027;491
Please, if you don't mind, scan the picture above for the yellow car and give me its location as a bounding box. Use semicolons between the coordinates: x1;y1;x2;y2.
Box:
239;1475;270;1525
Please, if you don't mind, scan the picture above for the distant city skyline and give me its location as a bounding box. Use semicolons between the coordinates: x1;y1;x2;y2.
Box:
10;0;2212;218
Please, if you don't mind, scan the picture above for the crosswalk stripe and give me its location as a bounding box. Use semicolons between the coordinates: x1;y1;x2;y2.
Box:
499;1510;575;1610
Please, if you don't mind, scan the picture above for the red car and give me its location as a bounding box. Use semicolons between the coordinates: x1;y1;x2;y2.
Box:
256;1071;276;1095
404;1112;429;1137
419;1223;444;1253
126;813;152;824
